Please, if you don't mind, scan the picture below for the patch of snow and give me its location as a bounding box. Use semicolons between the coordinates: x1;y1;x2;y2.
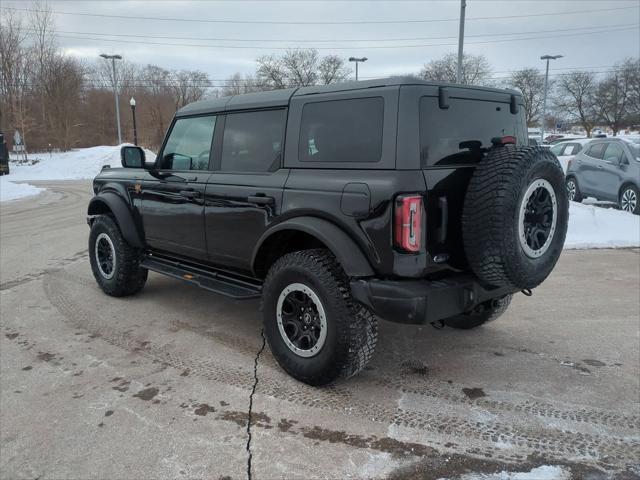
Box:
0;177;44;202
565;201;640;249
453;465;571;480
7;144;155;182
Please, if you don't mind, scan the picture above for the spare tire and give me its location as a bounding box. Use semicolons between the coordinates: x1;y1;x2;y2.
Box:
462;146;568;290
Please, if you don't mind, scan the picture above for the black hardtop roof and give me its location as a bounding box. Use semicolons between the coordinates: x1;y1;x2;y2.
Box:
176;77;522;117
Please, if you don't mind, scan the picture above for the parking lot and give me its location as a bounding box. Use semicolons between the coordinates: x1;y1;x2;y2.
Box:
1;181;639;479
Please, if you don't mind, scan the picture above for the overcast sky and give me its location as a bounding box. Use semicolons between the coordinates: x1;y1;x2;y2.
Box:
3;0;639;85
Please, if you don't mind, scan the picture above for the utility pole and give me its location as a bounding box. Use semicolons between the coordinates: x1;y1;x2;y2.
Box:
540;54;563;143
456;0;466;84
348;57;368;81
100;53;123;144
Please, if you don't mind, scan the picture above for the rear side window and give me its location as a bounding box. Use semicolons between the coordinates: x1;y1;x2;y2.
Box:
419;96;526;167
586;143;606;159
298;97;384;163
221;109;286;173
564;143;582;155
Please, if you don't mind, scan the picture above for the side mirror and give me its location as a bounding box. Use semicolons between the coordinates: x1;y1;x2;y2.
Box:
121;146;145;168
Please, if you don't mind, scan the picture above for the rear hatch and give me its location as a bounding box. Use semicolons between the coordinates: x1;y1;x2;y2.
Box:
419;89;527;270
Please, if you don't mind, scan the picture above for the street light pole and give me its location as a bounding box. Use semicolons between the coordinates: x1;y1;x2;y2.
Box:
100;53;123;145
348;57;368;81
130;97;138;146
540;54;563;143
456;0;467;84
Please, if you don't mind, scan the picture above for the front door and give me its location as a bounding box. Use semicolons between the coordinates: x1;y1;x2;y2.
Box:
142;114;217;261
204;109;288;272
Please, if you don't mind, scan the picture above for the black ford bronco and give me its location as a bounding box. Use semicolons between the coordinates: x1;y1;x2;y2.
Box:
88;78;568;385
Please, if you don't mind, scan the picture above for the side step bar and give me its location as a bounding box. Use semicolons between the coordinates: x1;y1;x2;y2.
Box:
141;254;262;299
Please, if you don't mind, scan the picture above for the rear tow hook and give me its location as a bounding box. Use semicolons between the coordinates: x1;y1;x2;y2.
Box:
430;320;445;330
521;288;533;297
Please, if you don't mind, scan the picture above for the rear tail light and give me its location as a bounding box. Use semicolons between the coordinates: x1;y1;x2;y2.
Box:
394;194;424;253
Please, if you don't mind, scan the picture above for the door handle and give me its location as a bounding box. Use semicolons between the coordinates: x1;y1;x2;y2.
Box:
597;165;604;169
180;190;201;199
247;195;275;206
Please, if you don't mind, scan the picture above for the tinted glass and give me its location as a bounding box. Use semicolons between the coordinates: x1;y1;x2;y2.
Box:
161;115;216;170
299;97;384;163
604;143;626;163
586;143;606;159
221;109;286;172
419;96;526;167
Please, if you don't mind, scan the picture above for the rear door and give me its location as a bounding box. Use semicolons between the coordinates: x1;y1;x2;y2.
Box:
141;115;216;260
204;109;288;272
578;142;606;196
594;142;628;201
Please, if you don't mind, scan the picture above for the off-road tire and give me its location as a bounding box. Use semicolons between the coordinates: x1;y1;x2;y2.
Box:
444;294;512;330
463;146;568;290
89;215;148;297
619;184;639;215
566;176;583;203
261;249;378;386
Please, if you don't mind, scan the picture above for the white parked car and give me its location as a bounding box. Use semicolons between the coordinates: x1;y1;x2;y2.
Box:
550;138;592;173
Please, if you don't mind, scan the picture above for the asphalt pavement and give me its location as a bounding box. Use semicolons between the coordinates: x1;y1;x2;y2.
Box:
1;181;638;479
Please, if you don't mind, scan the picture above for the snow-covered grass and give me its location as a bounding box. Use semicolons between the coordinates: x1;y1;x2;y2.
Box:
565;201;640;249
7;145;150;181
0;177;44;202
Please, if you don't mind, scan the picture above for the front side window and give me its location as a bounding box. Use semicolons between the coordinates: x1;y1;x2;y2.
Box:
161;116;216;171
220;109;286;173
299;97;384;163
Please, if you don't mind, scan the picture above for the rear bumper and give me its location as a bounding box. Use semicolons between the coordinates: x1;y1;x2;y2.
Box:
350;275;516;325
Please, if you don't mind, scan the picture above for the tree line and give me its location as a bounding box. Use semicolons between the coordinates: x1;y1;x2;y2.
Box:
1;4;638;154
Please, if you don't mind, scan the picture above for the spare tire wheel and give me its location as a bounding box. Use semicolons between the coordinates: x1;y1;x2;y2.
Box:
462;146;568;290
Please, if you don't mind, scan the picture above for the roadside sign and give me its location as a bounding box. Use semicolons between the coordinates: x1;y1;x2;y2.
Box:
14;130;22;145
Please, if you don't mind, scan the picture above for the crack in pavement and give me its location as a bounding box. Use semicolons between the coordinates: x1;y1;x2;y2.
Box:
246;329;266;480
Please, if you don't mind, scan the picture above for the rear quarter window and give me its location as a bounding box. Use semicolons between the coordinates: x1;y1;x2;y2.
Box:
298;97;384;163
419;96;526;168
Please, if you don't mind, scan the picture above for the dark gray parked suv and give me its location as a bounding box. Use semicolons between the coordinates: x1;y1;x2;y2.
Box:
565;136;640;214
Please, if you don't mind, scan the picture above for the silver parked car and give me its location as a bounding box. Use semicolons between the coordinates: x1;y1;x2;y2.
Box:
565;136;640;214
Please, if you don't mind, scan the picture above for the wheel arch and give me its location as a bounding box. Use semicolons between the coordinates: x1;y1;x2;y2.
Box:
88;192;144;248
252;217;375;279
618;181;638;199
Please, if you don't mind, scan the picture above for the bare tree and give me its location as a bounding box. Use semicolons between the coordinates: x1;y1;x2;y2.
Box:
139;64;175;148
506;68;546;126
27;0;56;123
171;70;212;109
318;55;350;85
420;53;492;86
257;49;351;89
554;71;598;138
594;60;636;136
222;72;263;96
256;54;288;90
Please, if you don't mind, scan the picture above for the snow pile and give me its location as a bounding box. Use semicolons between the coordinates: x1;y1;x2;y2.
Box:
565;201;640;249
8;145;154;181
453;465;571;480
0;177;44;202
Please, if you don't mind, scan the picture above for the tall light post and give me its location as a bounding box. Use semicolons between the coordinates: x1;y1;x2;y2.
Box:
456;0;467;84
129;97;138;146
348;57;368;81
100;53;123;145
540;54;563;143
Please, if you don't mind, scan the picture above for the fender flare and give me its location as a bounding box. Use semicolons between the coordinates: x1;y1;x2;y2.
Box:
88;192;144;248
252;217;375;278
